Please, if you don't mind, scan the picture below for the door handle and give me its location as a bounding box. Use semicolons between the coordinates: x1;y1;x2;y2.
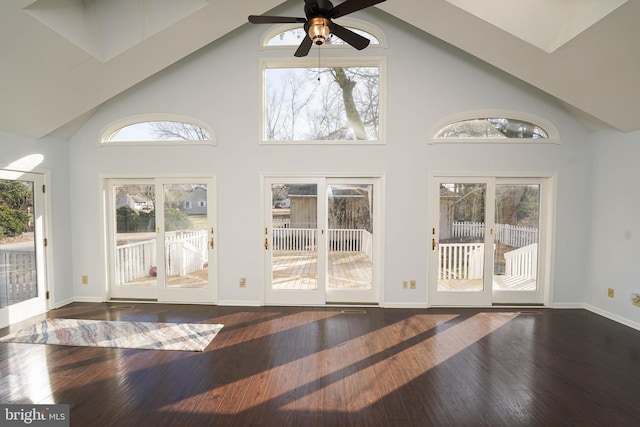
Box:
265;237;269;250
432;239;439;251
209;237;215;250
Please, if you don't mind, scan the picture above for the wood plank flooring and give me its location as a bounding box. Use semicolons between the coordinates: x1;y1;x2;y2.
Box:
1;303;639;426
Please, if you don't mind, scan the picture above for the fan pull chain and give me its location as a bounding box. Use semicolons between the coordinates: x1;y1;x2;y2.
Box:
317;44;321;83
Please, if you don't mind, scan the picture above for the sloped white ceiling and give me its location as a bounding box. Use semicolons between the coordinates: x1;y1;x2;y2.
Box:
378;0;640;132
445;0;628;53
25;0;210;62
1;0;639;138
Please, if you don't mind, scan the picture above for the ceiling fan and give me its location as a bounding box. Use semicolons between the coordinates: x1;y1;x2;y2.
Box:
248;0;386;57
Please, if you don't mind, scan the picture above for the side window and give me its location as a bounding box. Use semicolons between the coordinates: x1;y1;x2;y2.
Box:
101;115;215;146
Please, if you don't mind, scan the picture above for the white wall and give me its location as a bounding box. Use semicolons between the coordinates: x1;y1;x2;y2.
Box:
66;7;593;308
587;129;640;328
0;131;73;306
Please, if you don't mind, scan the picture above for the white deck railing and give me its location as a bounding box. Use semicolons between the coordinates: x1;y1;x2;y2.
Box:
438;243;485;280
165;230;208;277
452;222;538;247
505;243;538;279
438;242;537;280
272;228;373;260
115;229;208;285
115;239;156;285
0;247;37;307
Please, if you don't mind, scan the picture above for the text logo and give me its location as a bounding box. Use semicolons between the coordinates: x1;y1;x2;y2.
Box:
1;405;69;426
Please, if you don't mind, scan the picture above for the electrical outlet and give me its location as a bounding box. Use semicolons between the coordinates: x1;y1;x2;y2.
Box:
632;293;640;307
402;281;408;289
81;275;88;285
607;288;614;298
410;280;416;289
239;277;246;288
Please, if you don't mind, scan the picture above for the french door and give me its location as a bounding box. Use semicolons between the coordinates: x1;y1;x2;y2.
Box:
106;177;216;303
264;176;381;305
0;170;48;328
429;176;549;306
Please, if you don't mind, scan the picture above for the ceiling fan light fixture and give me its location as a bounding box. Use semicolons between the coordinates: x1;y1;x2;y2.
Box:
308;17;331;45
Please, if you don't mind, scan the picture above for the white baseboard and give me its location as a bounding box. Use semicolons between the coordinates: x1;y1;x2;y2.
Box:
218;299;262;307
73;296;104;304
381;302;429;309
551;302;585;309
584;304;640;332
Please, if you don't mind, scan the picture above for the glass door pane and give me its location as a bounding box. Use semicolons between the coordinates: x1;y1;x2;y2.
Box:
0;179;37;307
112;183;157;291
431;176;547;307
270;183;319;291
0;171;47;328
437;182;487;292
493;182;543;304
109;178;216;303
265;177;380;306
327;183;374;291
162;183;209;289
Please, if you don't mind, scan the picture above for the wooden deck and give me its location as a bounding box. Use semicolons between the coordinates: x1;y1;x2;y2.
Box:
123;268;208;288
272;251;372;290
438;275;537;291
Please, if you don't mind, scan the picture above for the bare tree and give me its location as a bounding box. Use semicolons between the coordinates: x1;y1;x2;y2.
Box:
150;121;210;141
265;65;379;141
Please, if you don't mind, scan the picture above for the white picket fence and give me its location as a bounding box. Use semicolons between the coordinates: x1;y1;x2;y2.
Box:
438;242;538;280
452;222;538;247
0;248;37;306
115;229;208;285
272;228;373;261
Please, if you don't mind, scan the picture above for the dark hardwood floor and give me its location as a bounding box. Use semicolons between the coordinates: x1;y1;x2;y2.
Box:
1;303;639;426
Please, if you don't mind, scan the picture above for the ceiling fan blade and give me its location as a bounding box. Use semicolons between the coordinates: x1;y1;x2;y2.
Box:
294;35;314;57
248;15;306;24
329;22;370;50
329;0;386;19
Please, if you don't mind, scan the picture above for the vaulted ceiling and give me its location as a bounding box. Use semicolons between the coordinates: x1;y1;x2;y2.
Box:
1;0;638;139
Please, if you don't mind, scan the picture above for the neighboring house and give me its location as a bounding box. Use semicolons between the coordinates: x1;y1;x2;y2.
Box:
274;198;290;209
287;185;318;229
282;185;372;230
180;186;207;215
116;195;153;212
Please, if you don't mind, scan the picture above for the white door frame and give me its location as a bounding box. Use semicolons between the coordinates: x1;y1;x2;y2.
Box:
263;174;383;306
428;173;555;307
0;169;50;328
104;175;217;304
429;176;494;306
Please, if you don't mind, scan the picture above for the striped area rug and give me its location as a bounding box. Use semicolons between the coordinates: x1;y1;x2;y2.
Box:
0;318;223;352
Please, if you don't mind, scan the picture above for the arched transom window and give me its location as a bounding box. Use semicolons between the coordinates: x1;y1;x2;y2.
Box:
431;111;559;144
101;115;215;146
